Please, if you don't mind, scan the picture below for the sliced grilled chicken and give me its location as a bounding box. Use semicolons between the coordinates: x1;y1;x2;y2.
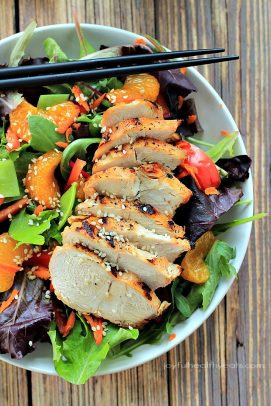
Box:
84;164;192;215
92;138;186;173
94;118;180;160
50;244;170;328
101;99;163;127
76;195;185;239
69;215;190;261
62;220;181;290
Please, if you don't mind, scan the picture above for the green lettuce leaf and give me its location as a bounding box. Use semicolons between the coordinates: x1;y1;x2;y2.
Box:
212;213;268;234
9;21;37;67
9;209;59;245
74;18;96;57
48;317;138;384
28;116;65;152
206;131;238;162
43;38;69;63
76;114;102;137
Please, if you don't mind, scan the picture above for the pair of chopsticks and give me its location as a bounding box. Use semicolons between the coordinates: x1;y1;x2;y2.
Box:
0;48;238;89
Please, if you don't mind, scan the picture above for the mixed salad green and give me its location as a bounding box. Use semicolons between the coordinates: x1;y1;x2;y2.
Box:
0;22;265;384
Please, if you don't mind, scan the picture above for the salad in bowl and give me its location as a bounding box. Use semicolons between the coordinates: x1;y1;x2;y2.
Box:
0;22;261;384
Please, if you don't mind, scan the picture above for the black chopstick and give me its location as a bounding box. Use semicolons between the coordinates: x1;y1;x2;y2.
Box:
0;55;239;90
0;48;225;79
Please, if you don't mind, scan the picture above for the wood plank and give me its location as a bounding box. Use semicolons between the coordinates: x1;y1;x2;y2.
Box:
0;363;29;406
0;0;15;38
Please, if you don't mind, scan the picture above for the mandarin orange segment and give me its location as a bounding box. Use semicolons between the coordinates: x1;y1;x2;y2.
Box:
181;231;216;284
0;233;32;292
25;150;62;209
107;73;160;104
8;100;38;142
44;101;80;134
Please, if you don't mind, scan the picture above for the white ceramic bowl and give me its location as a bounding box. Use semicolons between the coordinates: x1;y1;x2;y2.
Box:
0;24;253;376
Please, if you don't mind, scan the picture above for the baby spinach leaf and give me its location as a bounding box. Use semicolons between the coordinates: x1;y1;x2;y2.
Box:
9;21;37;67
28;115;65;152
60;138;101;179
58;183;77;230
43;38;69;62
0;160;20;197
9;208;59;245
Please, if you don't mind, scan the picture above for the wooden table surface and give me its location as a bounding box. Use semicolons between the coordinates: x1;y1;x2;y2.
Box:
0;1;270;405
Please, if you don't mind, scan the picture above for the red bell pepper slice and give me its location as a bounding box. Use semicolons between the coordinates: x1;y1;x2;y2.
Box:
177;140;221;191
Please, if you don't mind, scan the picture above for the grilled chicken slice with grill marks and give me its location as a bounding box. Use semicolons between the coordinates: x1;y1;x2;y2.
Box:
68;215;190;261
49;244;170;328
84;164;192;215
76;196;185;238
101;99;163;127
62;220;181;290
92;138;186;173
94;118;180;160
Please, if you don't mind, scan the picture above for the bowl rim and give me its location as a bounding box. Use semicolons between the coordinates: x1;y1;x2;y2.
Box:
0;23;253;377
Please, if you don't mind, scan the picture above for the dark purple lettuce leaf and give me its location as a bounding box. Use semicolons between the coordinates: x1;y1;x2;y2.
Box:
0;272;53;359
19;56;49;66
175;98;203;136
157;69;197;114
217;155;252;184
72;122;90;139
121;44;153;55
174;177;243;244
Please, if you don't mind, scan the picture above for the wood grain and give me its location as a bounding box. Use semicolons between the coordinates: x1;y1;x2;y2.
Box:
0;1;270;405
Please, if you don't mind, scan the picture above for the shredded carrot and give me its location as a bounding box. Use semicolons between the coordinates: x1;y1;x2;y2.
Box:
55;141;69;149
0;196;4;206
83;314;104;345
187;114;197;124
34;205;44;216
65;158;87;190
178;95;184;109
134;38;146;45
0;289;19;313
204;187;220;195
72;85;90;112
65;127;73;143
180;67;187;75
62;311;76;338
32;266;51;280
0;197;28;223
69;160;90;179
54;306;67;335
73;123;81;130
169;333;176;341
0;262;22;273
220;129;231;137
6;128;21;151
49;282;54;293
89;93;106;110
